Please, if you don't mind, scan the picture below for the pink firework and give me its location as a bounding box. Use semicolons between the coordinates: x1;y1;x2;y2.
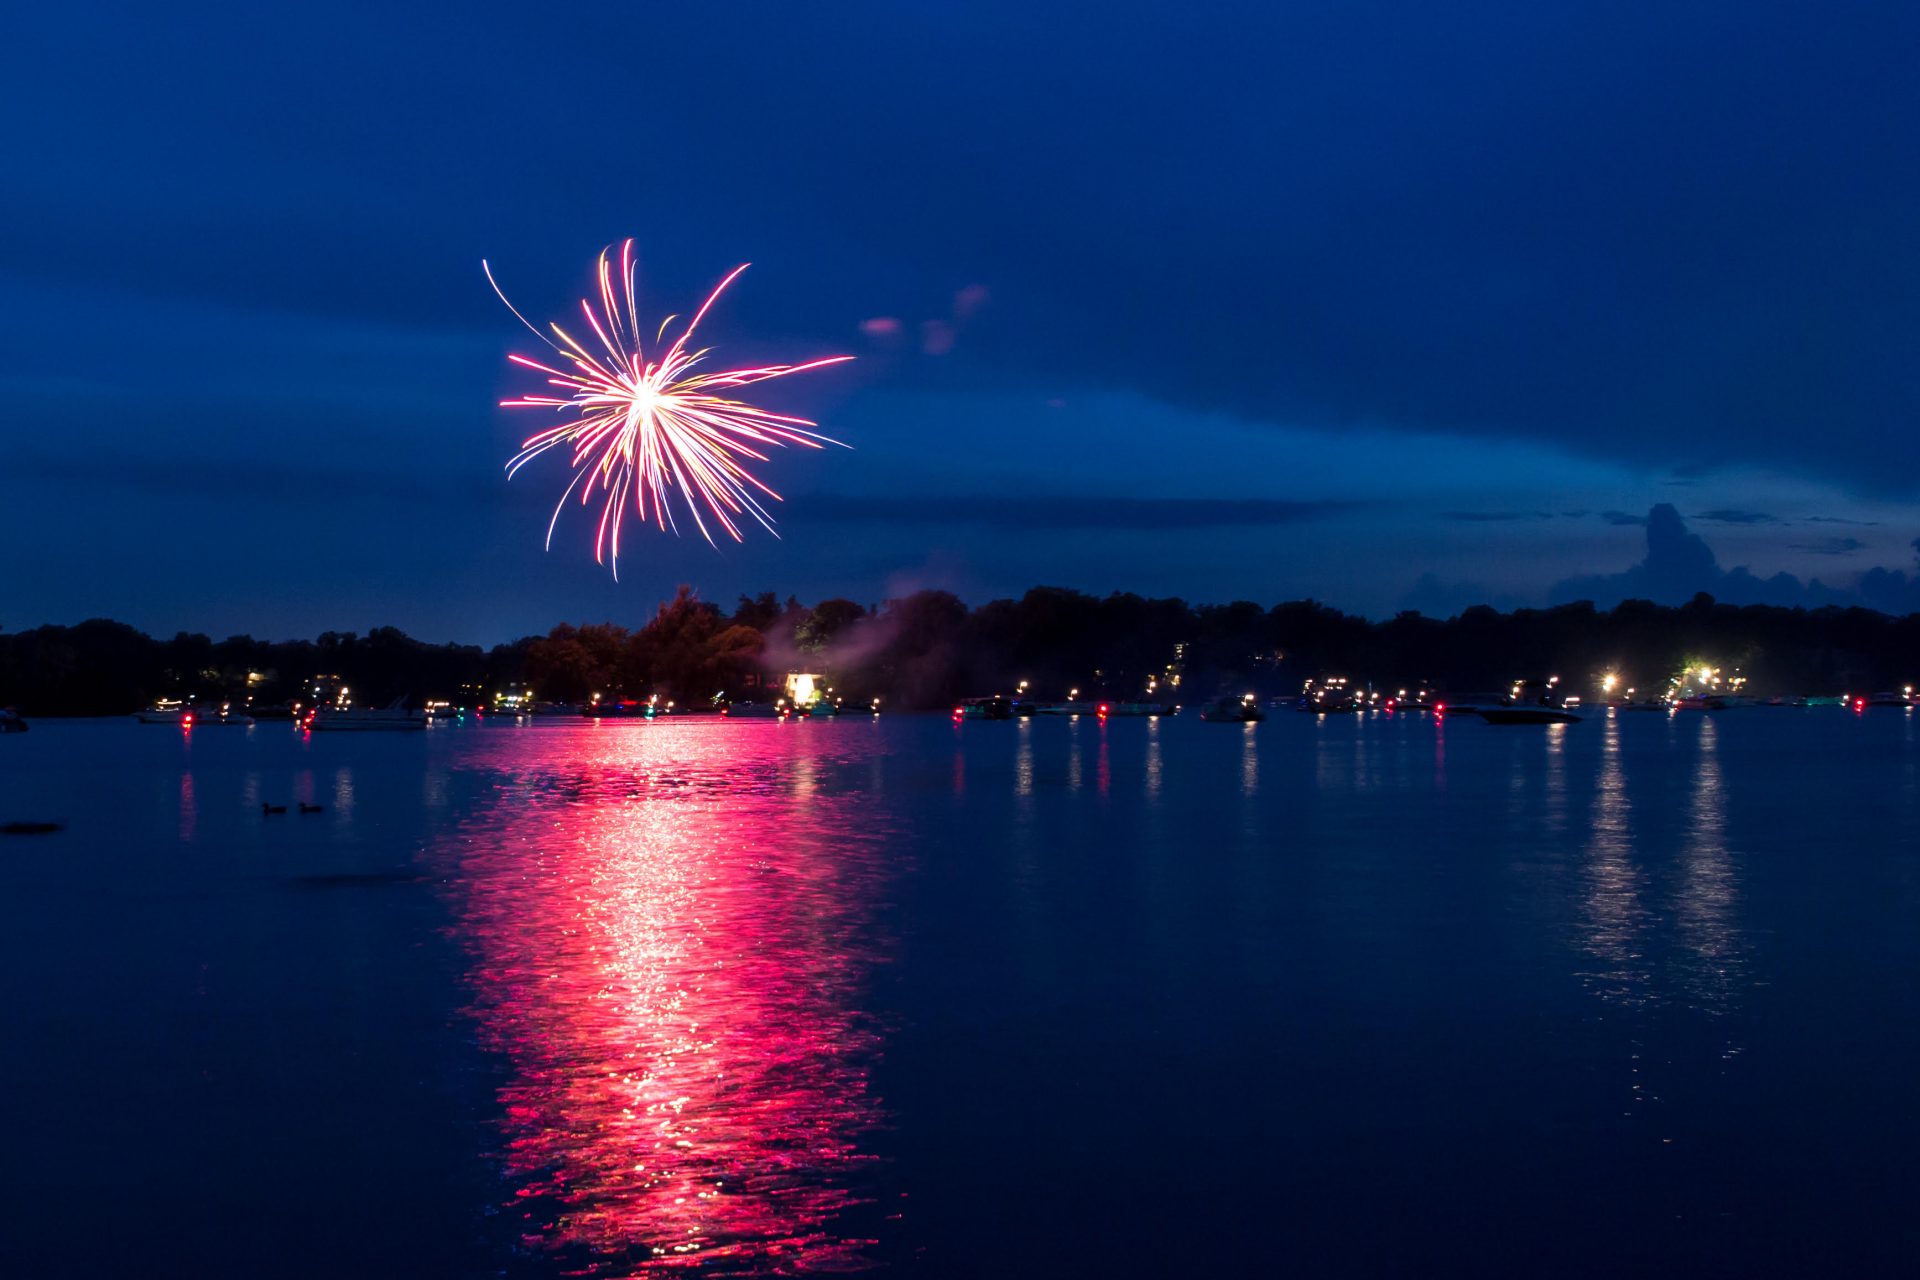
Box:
486;241;850;576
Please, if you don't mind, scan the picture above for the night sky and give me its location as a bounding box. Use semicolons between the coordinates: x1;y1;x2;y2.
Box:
6;2;1919;641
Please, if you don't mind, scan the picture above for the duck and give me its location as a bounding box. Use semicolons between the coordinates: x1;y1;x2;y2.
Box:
262;803;287;815
298;802;325;814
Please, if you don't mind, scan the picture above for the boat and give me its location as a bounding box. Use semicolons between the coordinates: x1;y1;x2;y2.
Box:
1198;695;1266;723
1382;689;1441;714
955;695;1014;720
306;698;426;731
1477;705;1583;725
1099;701;1176;717
1297;676;1362;713
135;702;254;726
192;708;255;725
1673;693;1753;711
0;708;27;734
1468;678;1583;725
1034;701;1094;716
582;699;646;718
723;700;794;718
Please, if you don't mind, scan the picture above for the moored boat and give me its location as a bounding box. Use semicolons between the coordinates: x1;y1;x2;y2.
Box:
306;699;426;731
582;699;646;718
135;701;254;726
1198;695;1266;723
0;708;27;734
1477;705;1583;725
723;700;794;718
955;695;1014;720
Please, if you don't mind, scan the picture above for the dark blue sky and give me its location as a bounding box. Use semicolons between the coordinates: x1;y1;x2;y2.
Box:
5;1;1918;641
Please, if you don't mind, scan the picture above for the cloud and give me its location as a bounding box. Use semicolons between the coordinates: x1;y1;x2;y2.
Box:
1439;510;1554;523
1692;509;1780;525
10;4;1920;495
1805;515;1880;526
790;494;1366;531
920;319;957;356
1599;510;1648;526
1549;504;1895;609
1789;537;1867;556
1858;540;1920;614
864;285;989;359
952;284;990;319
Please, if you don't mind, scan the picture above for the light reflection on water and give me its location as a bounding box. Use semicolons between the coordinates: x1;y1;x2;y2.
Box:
1675;717;1747;1018
1144;716;1163;799
8;712;1920;1277
1574;713;1748;1030
1577;713;1653;1011
434;725;896;1275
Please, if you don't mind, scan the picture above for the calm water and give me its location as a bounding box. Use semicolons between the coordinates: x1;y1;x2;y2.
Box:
3;709;1919;1277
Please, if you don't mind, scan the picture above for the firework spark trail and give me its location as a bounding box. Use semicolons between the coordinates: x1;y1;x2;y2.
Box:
486;240;851;577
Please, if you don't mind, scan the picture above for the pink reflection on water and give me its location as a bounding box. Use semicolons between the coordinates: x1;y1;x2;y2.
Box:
438;723;896;1273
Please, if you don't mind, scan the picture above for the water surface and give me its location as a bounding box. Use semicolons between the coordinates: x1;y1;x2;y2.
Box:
3;709;1917;1276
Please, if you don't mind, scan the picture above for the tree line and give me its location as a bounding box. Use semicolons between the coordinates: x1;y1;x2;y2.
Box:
3;587;1917;716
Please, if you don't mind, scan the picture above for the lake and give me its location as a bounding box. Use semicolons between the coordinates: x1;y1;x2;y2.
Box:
3;709;1918;1277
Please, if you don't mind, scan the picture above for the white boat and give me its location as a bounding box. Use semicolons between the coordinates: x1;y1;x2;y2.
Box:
135;703;253;726
307;698;426;731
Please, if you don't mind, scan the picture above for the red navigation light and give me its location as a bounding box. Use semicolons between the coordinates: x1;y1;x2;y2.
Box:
1098;703;1110;716
1435;703;1446;715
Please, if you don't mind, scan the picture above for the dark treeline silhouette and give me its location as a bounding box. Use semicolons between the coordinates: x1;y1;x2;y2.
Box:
4;587;1918;716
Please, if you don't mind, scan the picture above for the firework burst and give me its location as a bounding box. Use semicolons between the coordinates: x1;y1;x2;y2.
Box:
486;240;850;576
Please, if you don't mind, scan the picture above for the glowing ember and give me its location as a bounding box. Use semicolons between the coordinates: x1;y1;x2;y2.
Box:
486;241;851;576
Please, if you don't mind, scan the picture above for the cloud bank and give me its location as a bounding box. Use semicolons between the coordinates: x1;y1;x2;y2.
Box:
1550;505;1920;612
